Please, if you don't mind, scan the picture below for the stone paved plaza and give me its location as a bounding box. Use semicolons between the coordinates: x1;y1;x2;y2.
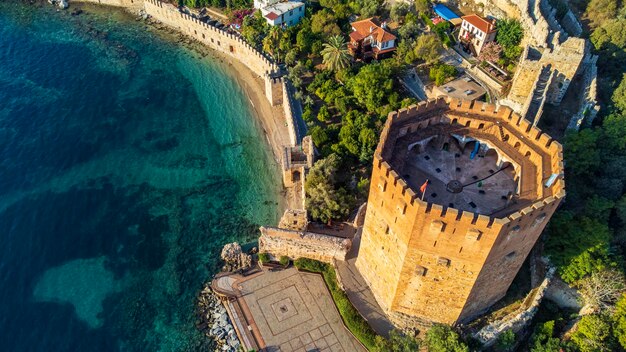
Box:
238;268;365;352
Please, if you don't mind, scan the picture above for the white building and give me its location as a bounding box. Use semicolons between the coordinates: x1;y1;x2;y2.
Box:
458;14;497;56
254;0;305;27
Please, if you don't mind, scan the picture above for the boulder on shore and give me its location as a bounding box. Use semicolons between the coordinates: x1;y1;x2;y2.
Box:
220;242;252;272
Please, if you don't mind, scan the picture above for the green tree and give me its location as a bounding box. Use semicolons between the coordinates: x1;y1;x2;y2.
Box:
413;34;443;64
545;212;615;283
263;26;282;60
398;20;420;39
414;0;430;15
241;10;267;46
311;9;341;38
296;19;315;52
496;19;523;60
612;74;626;112
614;294;626;349
571;314;613;352
351;0;383;17
305;154;353;223
585;0;621;29
429;64;457;85
321;35;351;72
590;18;626;51
349;63;394;113
373;329;420;351
395;39;417;65
317;105;332;122
602;112;626;152
424;324;469;352
563;129;601;177
390;2;410;22
496;329;516;351
529;321;563;352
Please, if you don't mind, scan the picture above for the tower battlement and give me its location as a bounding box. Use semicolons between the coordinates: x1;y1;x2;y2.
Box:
355;98;564;327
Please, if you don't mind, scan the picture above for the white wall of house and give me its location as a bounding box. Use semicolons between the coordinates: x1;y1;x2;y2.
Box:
459;20;496;55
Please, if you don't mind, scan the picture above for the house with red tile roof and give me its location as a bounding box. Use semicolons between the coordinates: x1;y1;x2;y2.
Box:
348;17;397;61
458;14;497;56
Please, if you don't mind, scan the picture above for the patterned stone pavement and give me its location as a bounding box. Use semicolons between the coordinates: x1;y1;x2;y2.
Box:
238;268;366;352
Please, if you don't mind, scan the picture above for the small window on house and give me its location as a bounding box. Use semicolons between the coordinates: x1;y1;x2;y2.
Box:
416;266;427;276
385;225;390;235
506;251;517;259
511;225;521;232
478;123;485;129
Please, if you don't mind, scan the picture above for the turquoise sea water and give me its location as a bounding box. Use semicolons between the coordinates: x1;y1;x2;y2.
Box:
0;3;281;350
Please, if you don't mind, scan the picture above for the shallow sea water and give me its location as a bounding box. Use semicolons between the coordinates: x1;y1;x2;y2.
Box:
0;3;281;350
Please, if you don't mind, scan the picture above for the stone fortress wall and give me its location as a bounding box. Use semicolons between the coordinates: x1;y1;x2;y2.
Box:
473;0;598;128
355;98;565;326
259;226;352;263
144;0;277;82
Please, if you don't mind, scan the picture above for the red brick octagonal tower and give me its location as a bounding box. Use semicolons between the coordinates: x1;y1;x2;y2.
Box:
355;98;565;327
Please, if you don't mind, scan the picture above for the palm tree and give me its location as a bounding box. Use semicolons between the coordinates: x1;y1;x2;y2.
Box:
263;26;282;61
321;35;351;72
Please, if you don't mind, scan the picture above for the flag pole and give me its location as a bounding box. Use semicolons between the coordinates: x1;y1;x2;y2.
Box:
421;179;429;201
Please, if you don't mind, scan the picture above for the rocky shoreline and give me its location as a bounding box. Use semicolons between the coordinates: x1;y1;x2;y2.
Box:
196;283;241;352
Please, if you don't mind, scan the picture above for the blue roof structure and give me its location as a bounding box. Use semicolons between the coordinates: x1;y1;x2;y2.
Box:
433;4;460;21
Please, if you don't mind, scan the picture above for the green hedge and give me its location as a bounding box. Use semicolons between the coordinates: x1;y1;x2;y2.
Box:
294;258;378;350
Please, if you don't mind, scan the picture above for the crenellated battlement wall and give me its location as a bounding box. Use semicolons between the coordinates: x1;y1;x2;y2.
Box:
144;0;277;79
356;98;564;326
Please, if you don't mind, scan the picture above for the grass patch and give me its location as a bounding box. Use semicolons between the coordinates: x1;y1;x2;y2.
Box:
294;258;378;350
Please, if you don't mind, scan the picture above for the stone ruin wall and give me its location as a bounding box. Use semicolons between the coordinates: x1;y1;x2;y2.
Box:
356;99;564;326
473;267;556;347
144;0;277;83
282;79;300;146
469;0;595;124
258;226;351;263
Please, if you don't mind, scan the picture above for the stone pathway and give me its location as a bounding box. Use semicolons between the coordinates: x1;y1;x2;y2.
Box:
335;230;395;338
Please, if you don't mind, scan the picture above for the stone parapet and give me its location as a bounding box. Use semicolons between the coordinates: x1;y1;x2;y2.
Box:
143;0;277;79
259;226;351;263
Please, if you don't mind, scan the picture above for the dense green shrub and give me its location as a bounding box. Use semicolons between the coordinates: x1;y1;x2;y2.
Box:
279;256;290;266
258;252;270;263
